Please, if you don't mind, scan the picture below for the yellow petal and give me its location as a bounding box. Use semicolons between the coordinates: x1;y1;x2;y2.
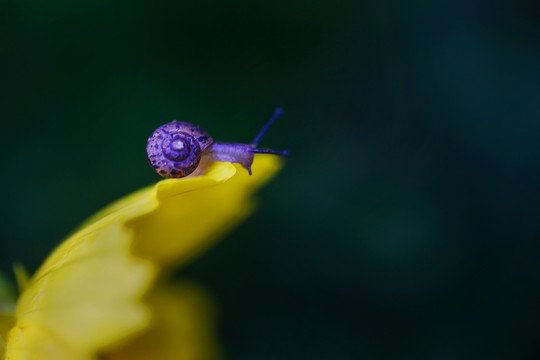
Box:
130;155;281;267
6;223;154;359
1;313;14;356
104;282;220;360
4;326;90;360
0;272;15;357
4;155;282;359
12;265;29;295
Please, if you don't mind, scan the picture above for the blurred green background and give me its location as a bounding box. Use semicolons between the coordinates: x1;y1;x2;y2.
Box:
1;0;540;359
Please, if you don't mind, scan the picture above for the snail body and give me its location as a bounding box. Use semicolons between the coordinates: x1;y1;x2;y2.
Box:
146;109;288;178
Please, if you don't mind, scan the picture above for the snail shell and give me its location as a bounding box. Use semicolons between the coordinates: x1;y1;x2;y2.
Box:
146;121;213;178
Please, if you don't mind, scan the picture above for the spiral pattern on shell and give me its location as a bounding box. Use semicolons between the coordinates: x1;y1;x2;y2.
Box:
146;121;213;178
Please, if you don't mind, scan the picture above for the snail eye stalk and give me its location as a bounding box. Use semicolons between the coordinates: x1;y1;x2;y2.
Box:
248;148;289;156
251;108;284;147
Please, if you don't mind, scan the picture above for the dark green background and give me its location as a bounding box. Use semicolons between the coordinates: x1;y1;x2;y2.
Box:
1;1;540;359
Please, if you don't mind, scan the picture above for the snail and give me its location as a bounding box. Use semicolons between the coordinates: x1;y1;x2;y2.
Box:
146;108;288;178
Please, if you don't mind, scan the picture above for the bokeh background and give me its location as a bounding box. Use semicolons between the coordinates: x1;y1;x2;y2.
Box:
2;0;540;359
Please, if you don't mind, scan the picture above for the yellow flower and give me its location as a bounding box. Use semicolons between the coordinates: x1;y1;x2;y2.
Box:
0;155;282;360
